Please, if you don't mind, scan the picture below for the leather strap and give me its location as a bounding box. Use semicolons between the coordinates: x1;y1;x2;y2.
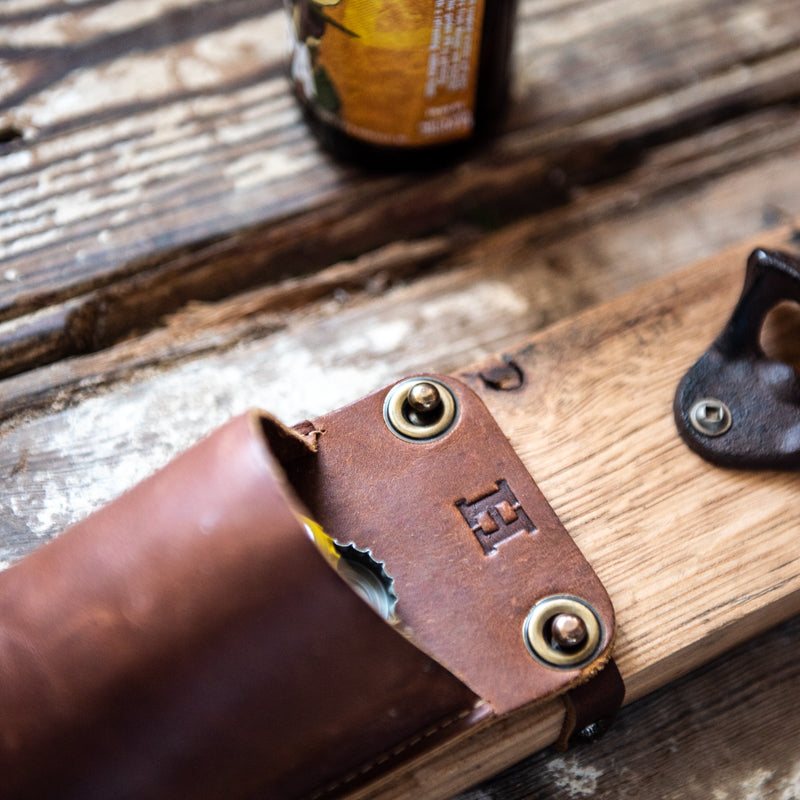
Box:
0;377;623;798
558;659;626;750
296;375;617;715
0;412;480;800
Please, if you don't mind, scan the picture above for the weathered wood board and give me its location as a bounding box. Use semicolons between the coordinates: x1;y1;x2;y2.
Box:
3;0;800;797
2;0;800;375
457;613;800;800
2;106;800;421
313;230;800;799
2;228;799;797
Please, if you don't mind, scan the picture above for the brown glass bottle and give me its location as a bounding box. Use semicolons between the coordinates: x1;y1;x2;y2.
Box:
285;0;518;170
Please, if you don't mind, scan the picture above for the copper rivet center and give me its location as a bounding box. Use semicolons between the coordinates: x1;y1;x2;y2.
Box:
550;613;588;649
524;596;601;669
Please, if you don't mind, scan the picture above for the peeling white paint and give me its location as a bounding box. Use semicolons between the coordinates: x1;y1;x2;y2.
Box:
213;105;300;147
418;281;529;323
82;0;200;35
1;109;304;261
544;757;602;798
1;268;538;547
334;318;413;360
741;769;775;800
226;149;319;190
727;8;770;43
175;56;224;91
30;58;176;129
713;765;800;800
0;13;74;47
3;0;59;12
3;335;384;539
0;148;33;173
109;153;194;193
20;12;285;129
13;395;199;536
63;186;149;227
779;759;800;800
0;67;301;261
2;225;60;257
0;0;215;47
0;209;54;247
194;13;288;65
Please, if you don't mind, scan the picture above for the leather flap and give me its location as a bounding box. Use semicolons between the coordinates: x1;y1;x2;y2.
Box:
0;379;620;800
0;412;480;800
286;375;617;715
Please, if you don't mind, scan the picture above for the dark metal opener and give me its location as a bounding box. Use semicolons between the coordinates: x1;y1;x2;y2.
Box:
674;248;800;469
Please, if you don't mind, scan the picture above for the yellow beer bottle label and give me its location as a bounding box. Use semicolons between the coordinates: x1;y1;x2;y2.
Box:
288;0;487;146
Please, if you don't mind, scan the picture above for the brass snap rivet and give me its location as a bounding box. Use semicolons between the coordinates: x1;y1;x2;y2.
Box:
407;381;442;414
384;378;457;442
524;596;602;669
689;398;732;437
550;612;588;650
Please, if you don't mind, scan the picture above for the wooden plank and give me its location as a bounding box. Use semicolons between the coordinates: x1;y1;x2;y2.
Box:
456;613;800;800
1;120;798;535
2;140;799;550
2;105;800;412
1;229;798;794
2;0;800;370
315;230;800;799
462;240;800;704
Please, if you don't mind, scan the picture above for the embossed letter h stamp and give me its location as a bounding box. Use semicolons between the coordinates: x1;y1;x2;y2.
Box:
456;480;537;555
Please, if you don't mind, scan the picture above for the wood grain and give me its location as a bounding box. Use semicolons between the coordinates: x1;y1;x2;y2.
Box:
1;226;798;795
322;231;800;800
2;0;800;375
2;106;800;419
457;614;800;800
341;232;800;799
464;238;800;703
3;2;800;797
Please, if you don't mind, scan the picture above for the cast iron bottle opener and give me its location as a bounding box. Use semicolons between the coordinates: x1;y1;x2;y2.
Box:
674;248;800;468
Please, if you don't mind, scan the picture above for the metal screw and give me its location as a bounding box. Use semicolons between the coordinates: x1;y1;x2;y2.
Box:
689;398;732;437
550;613;588;650
574;720;612;744
407;381;442;414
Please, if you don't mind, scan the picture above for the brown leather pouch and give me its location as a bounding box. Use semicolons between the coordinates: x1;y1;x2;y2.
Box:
0;375;621;799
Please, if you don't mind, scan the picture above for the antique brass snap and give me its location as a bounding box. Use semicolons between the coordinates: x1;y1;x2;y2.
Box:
384;378;457;441
524;596;602;668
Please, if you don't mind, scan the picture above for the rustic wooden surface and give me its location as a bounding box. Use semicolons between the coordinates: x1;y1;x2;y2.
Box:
336;231;800;800
2;0;800;797
3;0;800;376
458;613;800;800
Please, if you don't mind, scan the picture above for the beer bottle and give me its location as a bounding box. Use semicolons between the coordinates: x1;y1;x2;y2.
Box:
285;0;518;168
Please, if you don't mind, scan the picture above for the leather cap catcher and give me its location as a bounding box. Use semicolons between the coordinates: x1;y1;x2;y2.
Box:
0;376;622;799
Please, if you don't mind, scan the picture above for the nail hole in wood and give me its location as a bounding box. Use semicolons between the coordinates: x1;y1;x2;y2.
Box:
0;126;24;147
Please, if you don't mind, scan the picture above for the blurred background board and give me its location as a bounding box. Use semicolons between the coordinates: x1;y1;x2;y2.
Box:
2;0;800;377
1;0;800;798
